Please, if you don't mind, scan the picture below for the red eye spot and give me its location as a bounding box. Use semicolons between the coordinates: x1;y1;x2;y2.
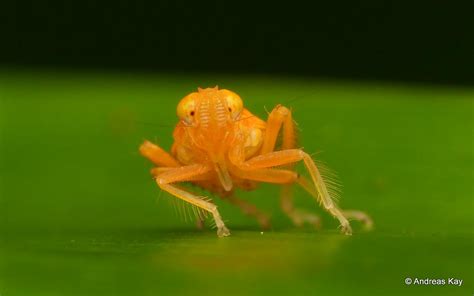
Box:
190;111;195;116
228;107;232;112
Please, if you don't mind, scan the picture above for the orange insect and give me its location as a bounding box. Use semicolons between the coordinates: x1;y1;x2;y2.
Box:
140;87;373;237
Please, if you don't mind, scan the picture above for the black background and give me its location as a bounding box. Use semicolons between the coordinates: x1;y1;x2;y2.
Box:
1;0;473;85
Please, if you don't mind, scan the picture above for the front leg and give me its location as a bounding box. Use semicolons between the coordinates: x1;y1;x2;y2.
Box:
141;140;231;236
155;164;230;237
140;140;180;167
159;183;230;237
140;143;230;237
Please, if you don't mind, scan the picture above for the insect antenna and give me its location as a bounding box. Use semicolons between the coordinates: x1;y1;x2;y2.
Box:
283;88;328;106
134;120;174;129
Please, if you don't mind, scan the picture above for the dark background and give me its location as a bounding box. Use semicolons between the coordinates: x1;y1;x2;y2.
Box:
1;0;473;85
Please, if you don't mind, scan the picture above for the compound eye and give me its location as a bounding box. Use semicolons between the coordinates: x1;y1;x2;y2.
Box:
223;90;243;120
177;94;197;126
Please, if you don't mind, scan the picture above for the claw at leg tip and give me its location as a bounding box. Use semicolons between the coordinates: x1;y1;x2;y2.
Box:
217;227;231;237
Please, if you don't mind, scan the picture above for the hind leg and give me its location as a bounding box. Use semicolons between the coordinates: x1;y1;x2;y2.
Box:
222;195;271;230
343;209;374;231
280;184;322;229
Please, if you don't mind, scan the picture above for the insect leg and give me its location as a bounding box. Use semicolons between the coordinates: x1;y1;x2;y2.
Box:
231;167;297;184
140;140;180;167
342;209;374;231
296;166;374;232
222;195;271;230
230;167;313;229
151;167;212;180
239;149;352;235
155;164;230;237
261;105;295;154
280;183;322;229
152;167;214;230
257;104;372;233
263;108;323;229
